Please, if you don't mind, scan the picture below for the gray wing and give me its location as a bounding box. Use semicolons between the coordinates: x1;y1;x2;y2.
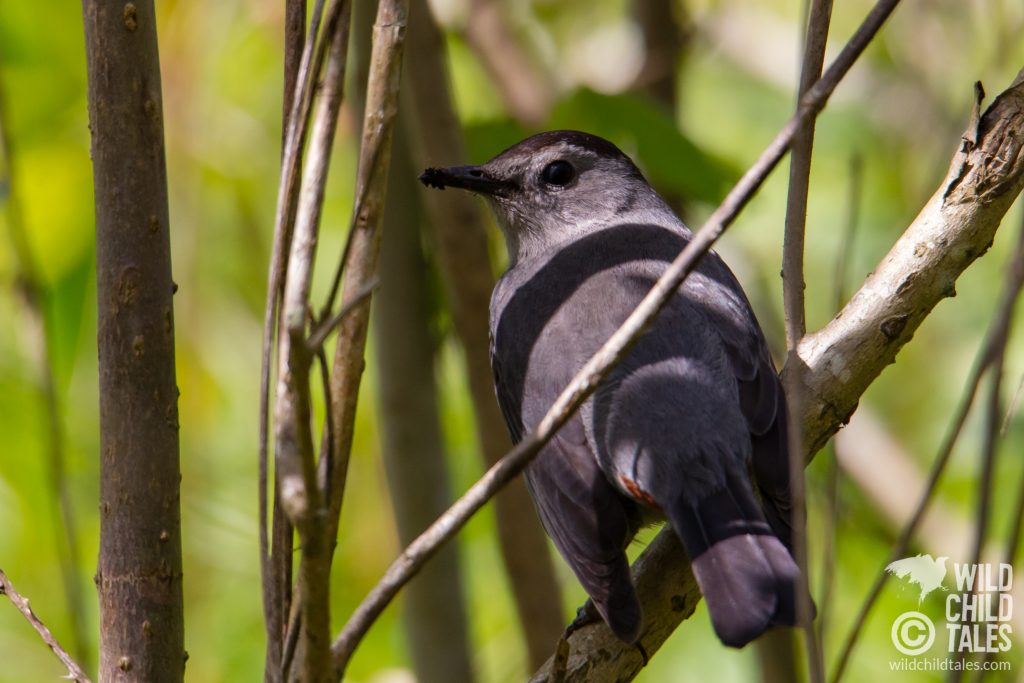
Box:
692;252;793;547
489;278;643;643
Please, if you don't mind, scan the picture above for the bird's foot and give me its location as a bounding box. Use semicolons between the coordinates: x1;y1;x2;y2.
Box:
563;600;601;639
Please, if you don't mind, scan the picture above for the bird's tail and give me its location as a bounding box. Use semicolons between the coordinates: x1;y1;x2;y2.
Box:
667;474;803;648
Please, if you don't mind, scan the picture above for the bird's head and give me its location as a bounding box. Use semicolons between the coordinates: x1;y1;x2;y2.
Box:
420;130;672;262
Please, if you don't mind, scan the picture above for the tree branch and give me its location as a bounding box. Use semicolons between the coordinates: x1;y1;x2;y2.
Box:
260;3;323;678
0;569;92;683
791;70;1024;455
319;0;408;552
782;2;833;679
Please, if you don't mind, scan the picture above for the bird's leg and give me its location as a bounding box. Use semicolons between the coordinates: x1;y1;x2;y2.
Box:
563;600;649;667
563;600;601;639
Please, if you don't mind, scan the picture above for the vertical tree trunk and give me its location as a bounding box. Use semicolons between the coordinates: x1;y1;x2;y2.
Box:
403;2;566;668
82;2;184;680
373;129;476;683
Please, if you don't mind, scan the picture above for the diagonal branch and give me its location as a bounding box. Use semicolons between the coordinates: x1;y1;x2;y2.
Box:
328;0;904;676
0;569;92;683
792;69;1024;456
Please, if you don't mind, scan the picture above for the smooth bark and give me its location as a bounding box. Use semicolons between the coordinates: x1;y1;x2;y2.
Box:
83;1;184;679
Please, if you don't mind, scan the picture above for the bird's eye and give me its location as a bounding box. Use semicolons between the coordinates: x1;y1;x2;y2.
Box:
541;160;575;187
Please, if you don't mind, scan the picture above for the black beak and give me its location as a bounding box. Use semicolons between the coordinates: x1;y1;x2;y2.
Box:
419;165;512;197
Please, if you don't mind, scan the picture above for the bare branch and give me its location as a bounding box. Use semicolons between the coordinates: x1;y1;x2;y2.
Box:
305;278;378;352
782;3;833;679
329;1;904;675
260;3;323;678
275;2;353;530
320;0;409;549
272;2;354;679
784;0;832;345
0;569;92;683
792;72;1024;455
83;1;185;677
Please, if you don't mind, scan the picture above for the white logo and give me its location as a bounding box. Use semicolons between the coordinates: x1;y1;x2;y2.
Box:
886;554;948;603
892;611;936;656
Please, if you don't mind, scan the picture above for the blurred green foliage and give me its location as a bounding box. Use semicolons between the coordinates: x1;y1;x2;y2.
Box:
2;1;1024;681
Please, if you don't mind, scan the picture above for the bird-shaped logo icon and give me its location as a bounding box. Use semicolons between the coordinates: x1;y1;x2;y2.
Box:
886;554;949;603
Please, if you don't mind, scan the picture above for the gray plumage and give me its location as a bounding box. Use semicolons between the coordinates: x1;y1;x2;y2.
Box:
420;130;801;648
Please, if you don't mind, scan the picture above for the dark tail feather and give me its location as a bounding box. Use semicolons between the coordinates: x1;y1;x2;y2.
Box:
691;534;799;647
669;475;801;648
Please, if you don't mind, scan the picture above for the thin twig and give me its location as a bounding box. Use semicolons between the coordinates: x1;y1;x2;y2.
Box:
320;0;409;555
784;0;833;345
977;354;1024;678
1002;371;1024;436
832;153;863;312
306;278;378;351
329;1;903;674
955;213;1024;682
783;2;833;680
273;2;354;679
829;218;1024;683
280;585;303;679
260;3;324;679
0;569;92;683
315;342;336;502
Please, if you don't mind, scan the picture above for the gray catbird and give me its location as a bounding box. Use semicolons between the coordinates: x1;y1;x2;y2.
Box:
420;130;801;648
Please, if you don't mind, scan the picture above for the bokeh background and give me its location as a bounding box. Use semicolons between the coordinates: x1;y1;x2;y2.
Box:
2;0;1024;681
